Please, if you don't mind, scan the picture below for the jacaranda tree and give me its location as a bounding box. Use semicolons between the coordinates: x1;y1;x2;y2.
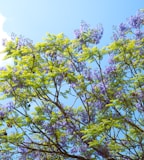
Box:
0;10;144;160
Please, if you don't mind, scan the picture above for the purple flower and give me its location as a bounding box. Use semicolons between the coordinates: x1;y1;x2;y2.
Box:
112;10;144;40
94;100;103;109
119;23;129;35
70;82;77;88
2;38;7;46
90;25;103;44
135;103;143;111
93;70;101;81
135;103;141;110
68;62;75;72
11;32;17;41
74;22;103;44
10;32;33;48
60;136;67;146
42;122;59;136
113;32;118;41
0;67;6;71
79;110;88;124
134;29;143;39
0;110;5;117
56;75;63;86
80;21;89;33
129;12;144;28
25;38;33;46
104;65;116;74
83;68;93;81
0;152;13;160
17;38;24;48
18;146;28;154
77;62;86;72
108;54;115;65
30;151;41;160
80;144;87;153
71;147;78;153
74;29;81;39
4;101;15;111
138;91;144;99
42;66;49;74
115;91;122;99
66;127;74;134
62;45;67;50
96;82;107;94
117;23;130;38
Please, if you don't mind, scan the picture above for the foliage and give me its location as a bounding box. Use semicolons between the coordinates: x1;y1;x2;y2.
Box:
0;10;144;160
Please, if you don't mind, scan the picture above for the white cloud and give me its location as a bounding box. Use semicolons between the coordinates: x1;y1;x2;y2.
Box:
0;14;11;67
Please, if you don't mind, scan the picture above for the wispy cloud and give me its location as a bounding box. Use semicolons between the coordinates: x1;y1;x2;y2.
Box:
0;14;11;66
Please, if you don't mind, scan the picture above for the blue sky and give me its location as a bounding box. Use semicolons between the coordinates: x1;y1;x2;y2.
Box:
0;0;143;47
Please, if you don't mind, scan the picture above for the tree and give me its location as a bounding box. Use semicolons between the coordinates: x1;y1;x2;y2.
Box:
0;10;143;160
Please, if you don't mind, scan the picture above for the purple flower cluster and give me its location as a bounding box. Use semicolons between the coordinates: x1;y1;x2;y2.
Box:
0;110;5;118
94;100;104;110
74;21;89;39
74;21;103;44
113;10;144;40
79;110;89;124
135;29;143;39
135;103;144;112
104;65;116;75
82;69;102;82
74;29;81;39
129;11;144;29
18;146;43;160
115;91;122;99
0;102;15;116
70;144;88;154
4;101;15;111
90;25;103;44
2;38;7;46
60;136;67;147
0;152;13;160
67;60;86;73
76;61;86;72
83;68;93;81
0;66;6;71
56;75;64;86
93;70;101;81
119;23;129;37
71;146;78;153
96;82;108;94
2;32;33;48
79;144;88;153
108;54;115;65
11;32;33;48
80;21;89;33
18;146;28;154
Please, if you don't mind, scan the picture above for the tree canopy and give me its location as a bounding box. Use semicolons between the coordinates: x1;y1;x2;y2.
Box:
0;10;144;160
